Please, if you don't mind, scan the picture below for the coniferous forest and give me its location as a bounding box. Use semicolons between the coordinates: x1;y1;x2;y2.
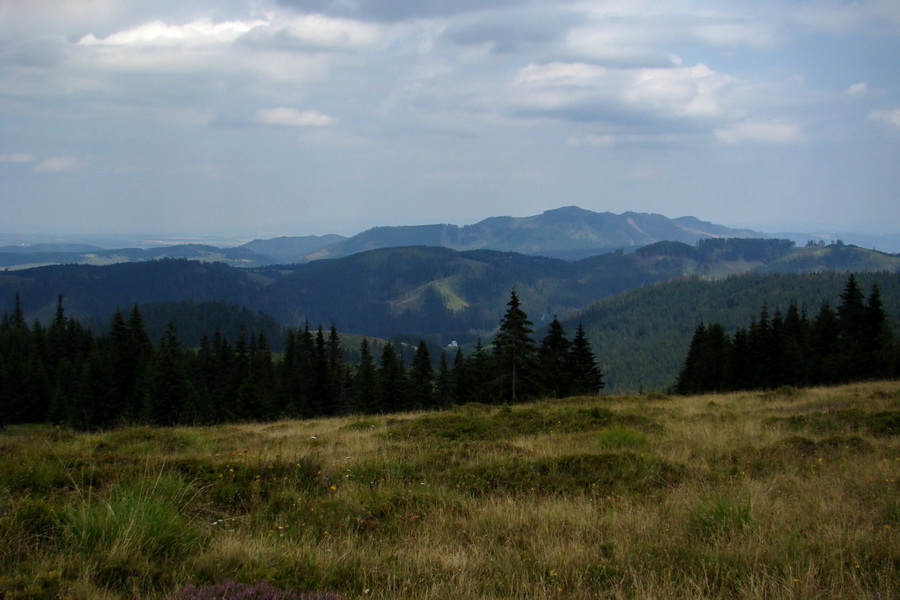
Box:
0;290;602;430
676;275;898;394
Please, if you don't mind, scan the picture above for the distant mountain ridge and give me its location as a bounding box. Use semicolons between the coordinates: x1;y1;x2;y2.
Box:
0;207;768;269
3;207;899;271
302;207;765;261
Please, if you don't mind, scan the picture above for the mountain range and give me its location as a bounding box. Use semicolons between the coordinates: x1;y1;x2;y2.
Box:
6;207;898;270
3;207;900;391
3;239;899;391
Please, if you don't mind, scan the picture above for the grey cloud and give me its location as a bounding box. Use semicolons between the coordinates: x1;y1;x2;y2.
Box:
443;7;580;53
0;36;68;68
276;0;532;22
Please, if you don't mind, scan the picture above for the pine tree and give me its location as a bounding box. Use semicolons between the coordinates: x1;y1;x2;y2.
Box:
863;284;894;377
434;351;453;408
327;324;349;415
837;275;867;380
351;337;378;414
311;325;333;416
376;342;408;413
566;322;604;396
145;322;192;426
536;317;571;398
810;302;840;384
675;323;730;394
409;339;435;409
72;344;116;430
491;289;537;403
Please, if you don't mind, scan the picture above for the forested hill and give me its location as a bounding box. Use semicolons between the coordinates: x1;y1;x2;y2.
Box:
3;240;900;394
2;239;899;346
570;271;900;392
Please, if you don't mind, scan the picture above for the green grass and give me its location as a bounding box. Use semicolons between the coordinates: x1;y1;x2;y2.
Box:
1;381;898;599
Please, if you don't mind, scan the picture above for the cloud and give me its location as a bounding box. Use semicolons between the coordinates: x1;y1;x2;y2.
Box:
510;61;741;126
567;134;613;147
0;153;35;163
714;119;804;145
237;13;384;51
33;156;84;173
253;107;335;127
77;18;265;47
845;82;869;96
276;0;529;22
869;108;900;130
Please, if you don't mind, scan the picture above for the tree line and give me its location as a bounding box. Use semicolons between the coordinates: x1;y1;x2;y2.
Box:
676;275;897;394
0;290;603;430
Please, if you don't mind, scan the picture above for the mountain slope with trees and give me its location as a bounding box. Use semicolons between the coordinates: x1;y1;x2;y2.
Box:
4;239;897;342
0;290;602;429
2;242;899;393
569;271;900;392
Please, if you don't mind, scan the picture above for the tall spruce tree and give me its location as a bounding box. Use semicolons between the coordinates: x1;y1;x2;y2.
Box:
492;289;537;403
566;322;604;396
434;351;453;408
351;337;378;414
376;342;408;413
536;317;571;398
837;275;867;380
409;339;435;409
145;322;192;426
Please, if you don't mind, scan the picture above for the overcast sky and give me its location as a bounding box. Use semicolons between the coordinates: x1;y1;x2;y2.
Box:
1;0;899;238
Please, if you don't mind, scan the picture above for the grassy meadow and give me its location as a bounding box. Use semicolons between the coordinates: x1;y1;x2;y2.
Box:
1;381;898;599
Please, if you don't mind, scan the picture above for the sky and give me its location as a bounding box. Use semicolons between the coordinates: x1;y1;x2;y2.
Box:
1;0;899;239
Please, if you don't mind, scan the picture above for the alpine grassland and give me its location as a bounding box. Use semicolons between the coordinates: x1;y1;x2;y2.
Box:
1;381;898;599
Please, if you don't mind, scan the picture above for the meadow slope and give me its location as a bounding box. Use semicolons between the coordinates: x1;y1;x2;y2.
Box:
1;381;898;599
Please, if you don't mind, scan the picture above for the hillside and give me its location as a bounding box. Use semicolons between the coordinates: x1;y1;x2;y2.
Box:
572;271;900;392
2;241;899;391
2;381;898;598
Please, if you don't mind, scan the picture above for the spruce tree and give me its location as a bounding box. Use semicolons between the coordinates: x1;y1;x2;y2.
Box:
351;337;378;414
376;342;408;413
536;317;571;398
327;324;349;415
837;275;867;380
566;323;604;396
492;289;537;403
434;351;453;408
145;322;192;426
409;339;435;409
863;284;894;377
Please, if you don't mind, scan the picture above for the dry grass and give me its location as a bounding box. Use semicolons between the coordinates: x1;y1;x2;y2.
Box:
1;381;898;599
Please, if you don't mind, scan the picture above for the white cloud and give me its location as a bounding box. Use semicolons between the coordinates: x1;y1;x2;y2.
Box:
869;108;900;130
691;20;781;49
512;61;740;123
845;82;869;96
254;107;335;127
33;156;84;173
714;119;804;145
241;13;385;51
0;153;35;163
77;18;265;47
567;133;613;147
